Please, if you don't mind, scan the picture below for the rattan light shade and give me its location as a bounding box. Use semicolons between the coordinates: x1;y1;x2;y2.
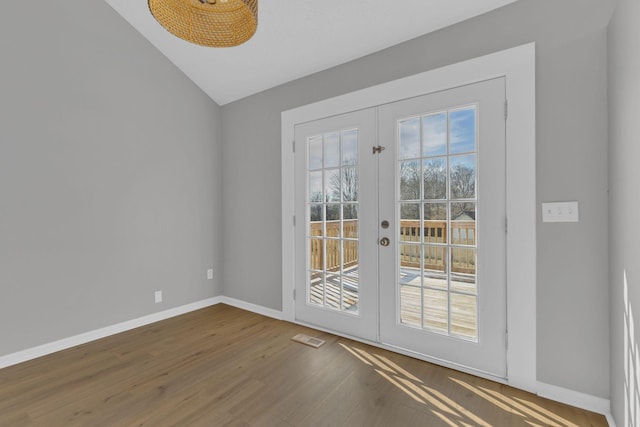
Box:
148;0;258;48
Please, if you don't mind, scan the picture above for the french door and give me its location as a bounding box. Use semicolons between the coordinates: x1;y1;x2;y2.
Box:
294;78;507;377
294;109;379;341
379;78;507;377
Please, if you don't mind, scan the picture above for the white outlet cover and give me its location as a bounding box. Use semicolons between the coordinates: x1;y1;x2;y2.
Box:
207;269;214;280
541;201;579;223
154;291;163;303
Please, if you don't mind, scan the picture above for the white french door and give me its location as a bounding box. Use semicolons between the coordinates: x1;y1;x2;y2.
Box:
378;78;507;377
294;78;507;378
294;108;379;341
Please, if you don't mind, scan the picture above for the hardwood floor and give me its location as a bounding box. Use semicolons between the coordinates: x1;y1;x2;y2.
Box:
0;304;606;426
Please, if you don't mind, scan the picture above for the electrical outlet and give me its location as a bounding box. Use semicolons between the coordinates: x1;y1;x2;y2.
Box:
207;269;214;280
541;201;579;223
155;290;163;303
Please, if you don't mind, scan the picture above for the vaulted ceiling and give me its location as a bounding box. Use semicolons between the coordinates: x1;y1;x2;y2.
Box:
105;0;519;105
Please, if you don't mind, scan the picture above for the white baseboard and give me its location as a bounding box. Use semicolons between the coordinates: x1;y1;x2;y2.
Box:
605;413;617;427
0;296;223;370
219;296;284;320
537;381;611;419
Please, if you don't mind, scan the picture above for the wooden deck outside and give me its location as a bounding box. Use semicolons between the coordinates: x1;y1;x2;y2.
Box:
308;219;479;339
310;266;477;340
309;220;476;273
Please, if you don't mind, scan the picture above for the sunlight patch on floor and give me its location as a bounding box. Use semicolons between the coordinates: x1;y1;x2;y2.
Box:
339;341;585;427
340;342;491;426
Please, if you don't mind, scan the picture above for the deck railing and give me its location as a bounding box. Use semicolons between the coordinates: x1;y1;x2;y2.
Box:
310;220;358;272
309;220;476;274
399;220;476;275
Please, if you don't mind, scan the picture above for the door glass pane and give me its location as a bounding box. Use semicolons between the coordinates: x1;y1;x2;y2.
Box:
399;243;421;270
342;167;358;202
309;238;324;271
342;275;359;312
324;132;340;168
325;239;340;272
310;203;324;222
423;112;447;157
400;160;421;200
423;158;447;199
309;207;323;237
424;203;447;244
343;203;358;220
325;169;341;202
309;136;323;170
450;155;476;199
325;274;341;310
423;289;448;334
451;293;477;339
451;202;476;231
306;129;360;315
424;202;447;221
449;107;476;155
343;205;358;238
400;285;422;328
399;117;421;159
423;245;447;275
343;240;359;271
326;204;340;223
343;256;359;313
309;171;323;203
309;271;324;306
342;129;358;166
400;203;420;242
397;104;479;341
451;246;475;274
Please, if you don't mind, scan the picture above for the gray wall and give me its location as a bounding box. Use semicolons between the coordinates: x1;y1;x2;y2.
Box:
222;0;613;398
608;0;640;424
0;2;222;356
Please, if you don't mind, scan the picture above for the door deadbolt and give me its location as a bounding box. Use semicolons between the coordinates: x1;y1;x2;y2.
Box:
379;237;390;247
381;220;389;229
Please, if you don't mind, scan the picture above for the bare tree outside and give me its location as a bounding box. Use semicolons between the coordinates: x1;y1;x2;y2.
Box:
312;158;475;221
400;160;421;200
424;159;447;199
399;159;475;220
450;162;475;220
450;163;475;200
401;160;474;201
329;162;358;203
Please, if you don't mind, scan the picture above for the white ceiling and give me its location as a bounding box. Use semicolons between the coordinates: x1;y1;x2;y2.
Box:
105;0;519;105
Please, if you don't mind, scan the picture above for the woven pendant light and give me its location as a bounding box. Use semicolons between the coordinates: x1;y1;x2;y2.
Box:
148;0;258;48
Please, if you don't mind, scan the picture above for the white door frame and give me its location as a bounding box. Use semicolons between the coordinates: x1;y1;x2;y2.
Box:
281;43;536;393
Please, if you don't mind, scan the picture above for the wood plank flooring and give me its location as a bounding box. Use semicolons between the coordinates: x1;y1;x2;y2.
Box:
0;304;607;426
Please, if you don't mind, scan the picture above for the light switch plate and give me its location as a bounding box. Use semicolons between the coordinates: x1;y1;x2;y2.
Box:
541;201;579;223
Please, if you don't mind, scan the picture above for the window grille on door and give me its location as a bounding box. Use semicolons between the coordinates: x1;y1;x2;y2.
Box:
397;106;479;341
307;129;360;314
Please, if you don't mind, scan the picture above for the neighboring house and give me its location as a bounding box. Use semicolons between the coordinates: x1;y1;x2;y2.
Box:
453;212;475;222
